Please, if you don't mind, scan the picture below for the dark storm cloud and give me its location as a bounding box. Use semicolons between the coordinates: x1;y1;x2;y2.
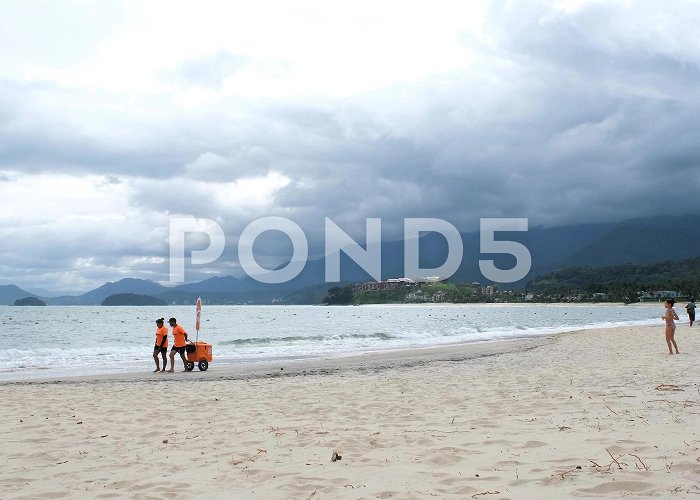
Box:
0;80;191;176
132;56;700;238
262;69;699;230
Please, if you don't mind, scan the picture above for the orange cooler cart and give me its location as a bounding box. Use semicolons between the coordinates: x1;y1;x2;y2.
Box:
185;341;213;371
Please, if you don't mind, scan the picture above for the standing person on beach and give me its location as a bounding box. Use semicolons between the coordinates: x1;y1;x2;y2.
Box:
663;298;680;355
153;318;168;372
685;298;696;327
166;317;189;372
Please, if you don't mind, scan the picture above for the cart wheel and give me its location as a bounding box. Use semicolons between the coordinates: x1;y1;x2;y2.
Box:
185;361;194;371
198;360;209;371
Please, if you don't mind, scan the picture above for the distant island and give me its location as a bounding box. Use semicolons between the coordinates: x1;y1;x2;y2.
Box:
101;293;167;306
14;296;46;306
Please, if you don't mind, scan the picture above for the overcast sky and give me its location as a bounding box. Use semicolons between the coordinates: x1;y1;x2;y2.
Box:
1;0;699;293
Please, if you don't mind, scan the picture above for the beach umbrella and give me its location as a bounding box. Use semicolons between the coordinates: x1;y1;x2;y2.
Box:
195;296;202;342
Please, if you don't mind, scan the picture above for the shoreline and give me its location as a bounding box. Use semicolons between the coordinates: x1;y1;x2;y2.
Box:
3;300;667;307
2;302;663;384
1;314;661;385
2;334;545;386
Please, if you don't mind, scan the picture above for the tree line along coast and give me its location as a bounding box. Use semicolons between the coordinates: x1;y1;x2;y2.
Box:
323;258;700;305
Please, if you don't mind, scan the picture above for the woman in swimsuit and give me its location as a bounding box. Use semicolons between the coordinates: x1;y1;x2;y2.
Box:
662;298;680;355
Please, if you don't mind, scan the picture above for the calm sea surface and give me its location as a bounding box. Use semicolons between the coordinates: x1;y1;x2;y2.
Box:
0;303;663;381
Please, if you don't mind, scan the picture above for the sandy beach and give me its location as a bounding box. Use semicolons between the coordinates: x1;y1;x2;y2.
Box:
1;324;699;499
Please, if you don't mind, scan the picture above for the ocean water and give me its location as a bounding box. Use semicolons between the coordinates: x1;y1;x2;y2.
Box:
0;303;664;381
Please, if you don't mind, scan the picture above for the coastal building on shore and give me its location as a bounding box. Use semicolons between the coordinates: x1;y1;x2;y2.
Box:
351;276;445;293
352;278;413;293
640;290;681;300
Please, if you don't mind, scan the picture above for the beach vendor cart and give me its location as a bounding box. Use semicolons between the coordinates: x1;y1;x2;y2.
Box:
185;297;213;371
185;341;212;371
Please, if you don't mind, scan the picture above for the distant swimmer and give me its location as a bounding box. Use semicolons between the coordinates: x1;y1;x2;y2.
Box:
662;298;680;355
685;298;696;327
166;317;189;372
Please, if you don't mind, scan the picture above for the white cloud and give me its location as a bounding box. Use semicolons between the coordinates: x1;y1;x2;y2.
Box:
9;1;487;98
0;173;130;224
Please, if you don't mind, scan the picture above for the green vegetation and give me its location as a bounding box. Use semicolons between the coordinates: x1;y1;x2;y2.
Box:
321;256;700;305
14;296;46;306
323;286;354;305
283;283;335;305
352;289;404;305
101;293;167;306
525;256;700;302
420;282;482;302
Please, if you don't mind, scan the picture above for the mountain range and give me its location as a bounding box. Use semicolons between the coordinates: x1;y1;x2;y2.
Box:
2;214;698;305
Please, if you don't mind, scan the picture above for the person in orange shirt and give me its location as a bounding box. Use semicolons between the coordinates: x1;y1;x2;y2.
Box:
153;317;168;372
167;317;189;372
